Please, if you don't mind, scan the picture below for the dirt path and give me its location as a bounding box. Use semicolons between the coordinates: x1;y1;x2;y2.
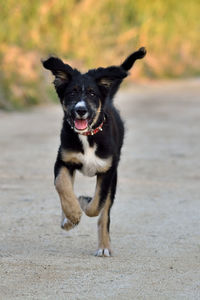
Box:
0;80;200;299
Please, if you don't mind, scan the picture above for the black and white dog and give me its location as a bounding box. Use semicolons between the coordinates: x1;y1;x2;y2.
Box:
42;47;146;256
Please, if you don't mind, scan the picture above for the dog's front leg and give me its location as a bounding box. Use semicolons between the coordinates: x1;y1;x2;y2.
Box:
79;169;117;256
96;171;117;257
55;166;82;229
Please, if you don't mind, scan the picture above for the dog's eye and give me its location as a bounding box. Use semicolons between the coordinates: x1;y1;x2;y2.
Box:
88;89;95;97
69;88;78;96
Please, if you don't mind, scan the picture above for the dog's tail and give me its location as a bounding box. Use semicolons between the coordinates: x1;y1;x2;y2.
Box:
121;47;146;71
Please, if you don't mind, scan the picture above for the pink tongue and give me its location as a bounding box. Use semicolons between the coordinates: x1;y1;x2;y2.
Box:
74;119;88;130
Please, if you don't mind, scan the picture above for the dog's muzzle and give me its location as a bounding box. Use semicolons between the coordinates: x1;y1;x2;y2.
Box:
73;101;89;131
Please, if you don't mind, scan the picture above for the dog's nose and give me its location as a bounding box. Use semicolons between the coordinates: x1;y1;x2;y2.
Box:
75;106;88;118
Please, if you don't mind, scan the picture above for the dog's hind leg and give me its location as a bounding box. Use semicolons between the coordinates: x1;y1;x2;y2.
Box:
78;175;102;217
55;166;82;229
79;168;116;217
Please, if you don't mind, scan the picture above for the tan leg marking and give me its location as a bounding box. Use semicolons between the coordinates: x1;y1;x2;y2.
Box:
55;167;82;226
60;170;77;230
78;176;102;217
96;193;112;257
61;149;82;165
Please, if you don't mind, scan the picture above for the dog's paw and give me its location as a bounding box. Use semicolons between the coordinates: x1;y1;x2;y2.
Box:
95;248;111;257
61;207;82;229
78;196;92;211
78;196;92;203
67;209;82;226
61;217;76;231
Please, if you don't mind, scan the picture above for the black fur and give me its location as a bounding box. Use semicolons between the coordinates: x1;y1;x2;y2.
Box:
42;47;146;256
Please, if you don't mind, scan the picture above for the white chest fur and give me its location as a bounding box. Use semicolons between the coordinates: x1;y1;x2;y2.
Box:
78;135;112;177
61;136;112;177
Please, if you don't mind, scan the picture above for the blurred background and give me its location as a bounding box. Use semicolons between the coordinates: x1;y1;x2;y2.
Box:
0;0;199;109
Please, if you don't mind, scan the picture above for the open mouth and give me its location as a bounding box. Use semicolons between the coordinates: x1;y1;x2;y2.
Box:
74;118;88;131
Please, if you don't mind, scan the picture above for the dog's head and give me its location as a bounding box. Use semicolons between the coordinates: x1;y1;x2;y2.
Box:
42;47;146;133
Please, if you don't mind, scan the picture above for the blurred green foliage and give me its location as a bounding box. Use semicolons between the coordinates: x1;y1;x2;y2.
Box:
0;0;200;109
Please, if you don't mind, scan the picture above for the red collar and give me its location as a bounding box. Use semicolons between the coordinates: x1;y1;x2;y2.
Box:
79;118;105;136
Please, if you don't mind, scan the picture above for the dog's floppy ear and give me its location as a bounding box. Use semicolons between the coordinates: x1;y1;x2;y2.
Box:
42;56;74;89
92;47;146;100
121;47;146;71
93;66;128;99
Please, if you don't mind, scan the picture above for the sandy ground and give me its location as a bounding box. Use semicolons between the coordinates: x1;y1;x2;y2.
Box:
0;79;200;300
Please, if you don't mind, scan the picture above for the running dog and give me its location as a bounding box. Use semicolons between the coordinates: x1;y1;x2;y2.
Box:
42;47;146;256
